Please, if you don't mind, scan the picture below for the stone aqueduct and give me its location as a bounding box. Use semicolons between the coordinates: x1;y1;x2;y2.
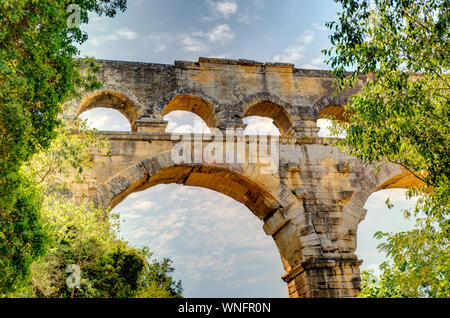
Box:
64;57;418;298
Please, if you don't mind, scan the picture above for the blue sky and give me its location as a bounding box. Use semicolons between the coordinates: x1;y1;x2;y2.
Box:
78;0;416;297
80;0;339;67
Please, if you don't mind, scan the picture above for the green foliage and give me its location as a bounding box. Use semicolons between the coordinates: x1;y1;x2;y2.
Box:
135;255;183;298
324;0;449;297
0;0;127;294
4;121;182;298
23;118;110;188
16;196;182;298
360;206;449;297
0;0;127;207
0;172;48;294
358;270;407;298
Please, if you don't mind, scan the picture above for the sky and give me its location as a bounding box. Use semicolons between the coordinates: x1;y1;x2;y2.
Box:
79;0;337;67
77;0;417;298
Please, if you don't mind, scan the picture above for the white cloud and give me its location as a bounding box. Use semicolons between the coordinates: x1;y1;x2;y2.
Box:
164;111;210;133
119;210;143;220
130;227;151;239
250;0;265;10
179;23;234;52
206;24;234;44
311;22;328;32
243;116;280;135
272;29;315;65
144;33;174;53
298;29;314;45
117;28;139;40
271;24;331;66
204;0;262;24
273;45;305;65
91;114;110;128
317;119;346;138
165;113;281;135
300;55;327;69
237;12;262;24
86;27;140;47
116;183;284;296
131;199;156;210
78;108;131;131
216;1;238;17
207;0;238;19
180;35;208;52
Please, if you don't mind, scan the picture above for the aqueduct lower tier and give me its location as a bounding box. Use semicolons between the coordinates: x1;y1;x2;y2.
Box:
66;58;419;297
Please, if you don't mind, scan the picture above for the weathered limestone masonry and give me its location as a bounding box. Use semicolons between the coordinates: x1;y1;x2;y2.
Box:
64;57;418;298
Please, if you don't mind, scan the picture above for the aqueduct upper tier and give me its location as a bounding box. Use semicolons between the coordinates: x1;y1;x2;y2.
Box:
66;57;362;136
65;57;420;298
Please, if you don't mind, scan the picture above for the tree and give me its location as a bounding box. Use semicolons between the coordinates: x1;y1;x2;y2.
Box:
7;121;182;298
0;0;127;294
22;196;182;298
358;270;407;298
0;171;48;295
323;0;449;297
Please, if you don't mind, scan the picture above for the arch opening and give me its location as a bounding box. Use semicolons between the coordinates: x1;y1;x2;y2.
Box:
243;116;281;136
317;118;346;138
164;110;211;134
77;90;138;130
78;107;132;131
163;95;218;129
356;188;416;275
93;152;306;296
317;104;350;123
355;166;425;278
244;101;294;136
316;104;350;138
114;182;287;297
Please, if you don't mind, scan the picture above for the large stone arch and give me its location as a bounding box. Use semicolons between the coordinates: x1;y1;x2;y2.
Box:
240;93;296;136
338;162;425;264
358;163;425;195
76;87;141;130
375;171;426;192
91;151;315;289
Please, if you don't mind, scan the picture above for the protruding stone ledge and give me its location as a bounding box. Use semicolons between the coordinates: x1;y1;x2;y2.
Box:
133;119;168;133
281;256;363;283
217;120;247;131
196;57;294;72
82;130;343;146
198;57;239;65
292;121;321;138
264;62;294;68
301;257;362;270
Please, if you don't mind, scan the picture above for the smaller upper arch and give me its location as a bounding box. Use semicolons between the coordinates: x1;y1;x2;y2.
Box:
77;88;140;130
313;96;349;122
160;90;219;128
240;93;296;136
